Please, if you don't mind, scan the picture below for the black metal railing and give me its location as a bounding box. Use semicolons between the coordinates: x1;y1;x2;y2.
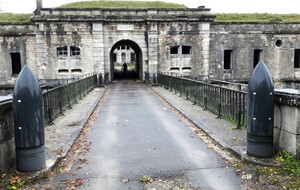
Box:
42;74;97;125
157;73;247;128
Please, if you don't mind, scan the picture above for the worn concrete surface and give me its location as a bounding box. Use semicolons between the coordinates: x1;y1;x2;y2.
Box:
48;81;244;190
44;87;106;169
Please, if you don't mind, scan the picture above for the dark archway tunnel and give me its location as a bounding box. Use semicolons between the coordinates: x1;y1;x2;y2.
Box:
110;40;143;80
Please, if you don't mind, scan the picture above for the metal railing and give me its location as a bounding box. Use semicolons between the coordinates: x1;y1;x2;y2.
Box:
158;73;247;128
43;75;97;125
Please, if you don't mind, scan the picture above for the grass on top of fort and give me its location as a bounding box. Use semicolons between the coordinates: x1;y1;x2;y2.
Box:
215;13;300;23
58;1;187;9
0;13;32;23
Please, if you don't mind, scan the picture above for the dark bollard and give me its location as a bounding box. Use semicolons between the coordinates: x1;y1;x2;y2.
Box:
13;65;45;171
247;60;274;158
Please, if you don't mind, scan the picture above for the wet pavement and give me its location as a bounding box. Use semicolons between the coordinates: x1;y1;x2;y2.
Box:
50;80;244;189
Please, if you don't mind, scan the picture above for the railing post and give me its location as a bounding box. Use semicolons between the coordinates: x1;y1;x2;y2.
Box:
13;65;45;171
236;85;242;129
217;85;222;118
247;60;274;158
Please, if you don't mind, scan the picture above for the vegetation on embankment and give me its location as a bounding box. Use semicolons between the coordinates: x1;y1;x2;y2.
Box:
214;13;300;23
58;1;187;9
0;13;32;23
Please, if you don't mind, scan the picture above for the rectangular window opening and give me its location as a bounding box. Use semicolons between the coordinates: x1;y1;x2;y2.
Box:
113;53;117;62
182;46;192;55
254;49;262;68
70;46;80;57
11;53;21;75
294;49;300;68
131;53;136;62
57;46;68;57
170;46;179;54
224;50;232;70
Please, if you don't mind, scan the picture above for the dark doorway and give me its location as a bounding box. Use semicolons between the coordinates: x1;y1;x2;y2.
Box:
253;49;262;68
11;53;21;75
294;49;300;68
224;50;232;70
110;40;143;80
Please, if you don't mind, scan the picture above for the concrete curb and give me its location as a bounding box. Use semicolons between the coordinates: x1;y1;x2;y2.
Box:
44;87;107;171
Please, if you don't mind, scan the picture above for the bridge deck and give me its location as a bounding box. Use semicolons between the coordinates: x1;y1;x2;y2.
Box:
43;80;246;189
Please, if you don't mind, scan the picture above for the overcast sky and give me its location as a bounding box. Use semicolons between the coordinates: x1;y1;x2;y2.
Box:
1;0;300;14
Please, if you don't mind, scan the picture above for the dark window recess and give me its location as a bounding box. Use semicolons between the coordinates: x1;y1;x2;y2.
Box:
58;69;69;73
121;45;126;50
57;46;68;57
254;49;262;68
113;53;117;62
11;53;21;74
182;67;192;71
70;46;80;56
294;49;300;68
71;69;82;73
170;46;179;54
224;50;232;69
170;67;180;71
182;46;192;54
131;53;136;62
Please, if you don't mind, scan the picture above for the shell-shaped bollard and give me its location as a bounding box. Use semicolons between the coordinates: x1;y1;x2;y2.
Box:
13;65;45;171
247;60;274;158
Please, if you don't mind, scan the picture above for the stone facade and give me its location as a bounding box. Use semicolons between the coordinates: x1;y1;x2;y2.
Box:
0;7;214;85
210;23;300;87
0;6;300;87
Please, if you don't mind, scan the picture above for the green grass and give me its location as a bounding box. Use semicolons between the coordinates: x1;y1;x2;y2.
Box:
214;13;300;23
0;13;32;23
58;1;187;9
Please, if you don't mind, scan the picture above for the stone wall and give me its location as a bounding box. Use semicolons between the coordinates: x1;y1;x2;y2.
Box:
157;22;204;76
0;101;15;172
210;23;300;86
35;22;95;80
0;24;36;85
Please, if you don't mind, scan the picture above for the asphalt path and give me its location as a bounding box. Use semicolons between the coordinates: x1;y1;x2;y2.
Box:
59;80;243;189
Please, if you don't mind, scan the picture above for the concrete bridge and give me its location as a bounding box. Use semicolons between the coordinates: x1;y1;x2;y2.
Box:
0;74;299;177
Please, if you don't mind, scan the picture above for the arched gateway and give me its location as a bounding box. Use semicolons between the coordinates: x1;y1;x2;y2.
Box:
0;1;214;85
30;3;213;84
110;40;143;80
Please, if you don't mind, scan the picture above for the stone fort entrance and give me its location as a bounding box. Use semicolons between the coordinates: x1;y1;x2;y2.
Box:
110;40;143;80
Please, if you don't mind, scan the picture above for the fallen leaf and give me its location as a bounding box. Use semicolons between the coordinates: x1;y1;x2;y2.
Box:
55;148;63;155
122;178;130;184
242;174;252;180
231;137;242;141
139;175;154;183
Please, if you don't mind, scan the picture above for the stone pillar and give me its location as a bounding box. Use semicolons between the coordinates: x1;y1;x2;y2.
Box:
147;22;158;82
35;23;47;80
201;23;210;79
92;23;105;76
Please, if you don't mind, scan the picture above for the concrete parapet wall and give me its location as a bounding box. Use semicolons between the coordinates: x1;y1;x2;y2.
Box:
274;91;300;158
0;101;15;172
